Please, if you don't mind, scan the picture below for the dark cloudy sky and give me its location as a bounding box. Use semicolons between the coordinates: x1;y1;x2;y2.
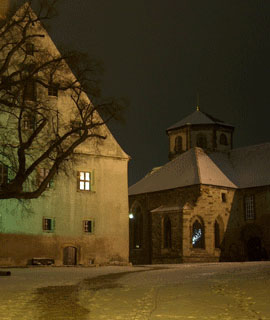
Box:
13;0;270;185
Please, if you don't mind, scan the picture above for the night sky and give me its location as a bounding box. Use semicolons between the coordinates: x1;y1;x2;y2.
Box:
12;0;270;186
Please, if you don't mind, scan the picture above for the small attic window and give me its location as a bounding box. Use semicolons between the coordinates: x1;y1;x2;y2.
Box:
26;43;34;55
48;84;58;97
221;193;226;202
220;133;228;145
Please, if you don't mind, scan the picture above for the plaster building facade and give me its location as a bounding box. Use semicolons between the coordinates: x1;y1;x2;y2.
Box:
129;108;270;264
0;5;129;267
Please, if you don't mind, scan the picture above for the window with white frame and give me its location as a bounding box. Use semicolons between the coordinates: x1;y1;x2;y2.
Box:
244;195;255;220
83;220;94;233
78;171;91;191
43;217;55;231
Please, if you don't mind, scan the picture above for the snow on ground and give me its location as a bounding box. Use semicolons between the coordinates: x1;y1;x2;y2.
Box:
0;262;269;320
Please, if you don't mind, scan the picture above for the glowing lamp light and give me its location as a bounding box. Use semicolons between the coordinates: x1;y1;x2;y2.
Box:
129;213;134;219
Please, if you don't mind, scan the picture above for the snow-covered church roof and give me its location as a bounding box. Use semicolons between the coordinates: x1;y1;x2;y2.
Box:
166;109;234;131
128;143;270;196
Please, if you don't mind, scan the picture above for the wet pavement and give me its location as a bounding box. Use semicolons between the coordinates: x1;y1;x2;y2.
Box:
0;262;270;319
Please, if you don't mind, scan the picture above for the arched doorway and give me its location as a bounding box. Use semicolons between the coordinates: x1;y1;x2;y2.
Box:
247;237;262;261
63;246;77;265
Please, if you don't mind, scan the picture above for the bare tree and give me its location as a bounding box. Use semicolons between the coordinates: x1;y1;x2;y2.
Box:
0;0;125;199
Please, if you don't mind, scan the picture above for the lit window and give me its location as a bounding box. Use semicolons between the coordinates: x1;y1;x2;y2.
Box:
0;164;8;186
43;217;55;231
48;85;58;97
83;220;94;233
192;219;205;248
78;171;91;191
245;195;255;220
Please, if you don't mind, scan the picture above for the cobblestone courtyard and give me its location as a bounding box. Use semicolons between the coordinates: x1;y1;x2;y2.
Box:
0;262;270;320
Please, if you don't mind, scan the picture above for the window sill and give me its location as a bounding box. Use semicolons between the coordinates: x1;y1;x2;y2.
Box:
190;248;206;252
161;248;172;254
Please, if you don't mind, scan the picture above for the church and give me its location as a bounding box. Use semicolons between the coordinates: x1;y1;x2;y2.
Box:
128;107;270;264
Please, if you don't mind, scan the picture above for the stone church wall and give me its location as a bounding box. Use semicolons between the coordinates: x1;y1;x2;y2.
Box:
129;186;200;264
129;184;270;265
182;185;236;263
220;185;270;262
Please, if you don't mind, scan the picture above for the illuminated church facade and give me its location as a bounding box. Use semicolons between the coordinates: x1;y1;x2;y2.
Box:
128;108;270;264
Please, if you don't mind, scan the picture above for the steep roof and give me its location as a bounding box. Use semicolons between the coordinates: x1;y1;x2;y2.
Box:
167;109;234;131
9;3;129;161
230;143;270;188
129;148;200;195
128;143;270;195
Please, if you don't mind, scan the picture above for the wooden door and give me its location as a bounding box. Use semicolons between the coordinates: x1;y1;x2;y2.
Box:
63;246;77;265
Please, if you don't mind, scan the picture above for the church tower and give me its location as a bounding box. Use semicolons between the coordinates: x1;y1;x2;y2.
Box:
166;107;234;160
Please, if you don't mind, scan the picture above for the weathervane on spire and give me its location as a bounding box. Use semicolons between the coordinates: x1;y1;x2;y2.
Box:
196;91;200;111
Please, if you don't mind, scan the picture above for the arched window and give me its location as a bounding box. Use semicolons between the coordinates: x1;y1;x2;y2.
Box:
131;207;143;249
214;220;220;248
196;134;207;148
163;216;172;249
192;219;205;248
220;133;228;145
174;136;182;152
